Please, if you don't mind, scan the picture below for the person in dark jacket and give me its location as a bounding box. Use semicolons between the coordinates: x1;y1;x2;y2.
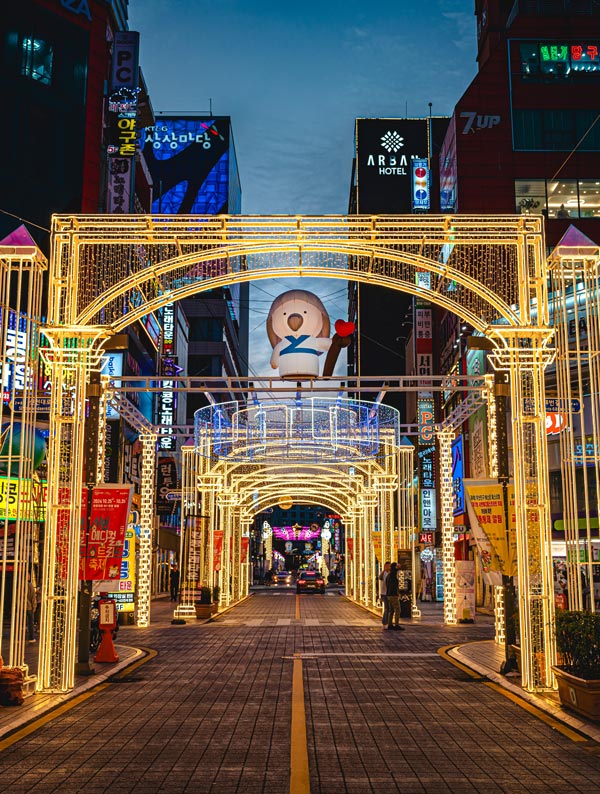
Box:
385;563;404;630
170;564;180;602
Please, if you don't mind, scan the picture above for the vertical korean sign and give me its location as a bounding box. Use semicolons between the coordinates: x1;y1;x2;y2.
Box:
106;31;139;213
82;485;134;580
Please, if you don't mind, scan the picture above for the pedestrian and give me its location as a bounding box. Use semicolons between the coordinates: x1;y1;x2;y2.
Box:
170;564;180;602
385;563;405;631
378;561;391;627
26;574;36;642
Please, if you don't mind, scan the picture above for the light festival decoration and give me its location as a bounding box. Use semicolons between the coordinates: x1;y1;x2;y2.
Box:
266;290;354;379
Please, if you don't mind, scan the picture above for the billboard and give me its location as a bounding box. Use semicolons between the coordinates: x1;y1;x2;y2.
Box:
142;117;231;214
355;118;429;214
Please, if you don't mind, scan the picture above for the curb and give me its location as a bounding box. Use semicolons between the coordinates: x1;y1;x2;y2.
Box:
444;642;600;744
0;644;148;742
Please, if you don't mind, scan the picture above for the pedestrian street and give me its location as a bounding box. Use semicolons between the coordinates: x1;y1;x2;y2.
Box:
1;592;599;794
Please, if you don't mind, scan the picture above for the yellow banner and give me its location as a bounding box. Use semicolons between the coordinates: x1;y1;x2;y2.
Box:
0;477;46;521
464;482;517;577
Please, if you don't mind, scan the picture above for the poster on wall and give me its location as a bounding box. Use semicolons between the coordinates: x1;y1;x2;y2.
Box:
455;560;476;622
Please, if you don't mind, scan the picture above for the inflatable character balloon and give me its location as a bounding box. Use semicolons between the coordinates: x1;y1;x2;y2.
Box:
266;289;354;380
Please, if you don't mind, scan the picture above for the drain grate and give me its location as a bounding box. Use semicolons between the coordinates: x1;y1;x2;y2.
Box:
109;676;145;684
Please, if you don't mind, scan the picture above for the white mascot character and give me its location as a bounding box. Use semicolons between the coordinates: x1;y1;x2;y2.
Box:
267;289;354;380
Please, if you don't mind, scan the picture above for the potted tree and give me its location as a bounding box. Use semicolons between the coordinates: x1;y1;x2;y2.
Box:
194;586;218;619
552;610;600;721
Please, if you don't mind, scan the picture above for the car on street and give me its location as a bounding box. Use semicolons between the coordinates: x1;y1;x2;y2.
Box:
274;570;292;586
296;570;325;594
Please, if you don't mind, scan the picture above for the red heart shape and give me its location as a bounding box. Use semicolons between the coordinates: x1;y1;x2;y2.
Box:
335;320;355;337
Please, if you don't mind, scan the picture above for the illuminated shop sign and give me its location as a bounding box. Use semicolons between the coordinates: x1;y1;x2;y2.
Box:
1;310;35;403
162;303;175;354
411;158;430;211
142;117;230;215
355;118;428;213
107;88;139;158
521;40;600;78
420;488;437;532
451;435;465;516
418;398;435;444
102;353;123;419
142;312;161;349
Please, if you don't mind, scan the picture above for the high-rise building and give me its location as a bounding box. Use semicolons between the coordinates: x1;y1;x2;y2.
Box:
0;1;154;245
440;0;600;246
347;117;449;414
437;1;600;604
141;114;249;421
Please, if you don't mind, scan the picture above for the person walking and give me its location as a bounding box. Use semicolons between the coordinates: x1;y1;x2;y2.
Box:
385;563;405;631
170;564;180;602
378;561;391;627
26;575;36;642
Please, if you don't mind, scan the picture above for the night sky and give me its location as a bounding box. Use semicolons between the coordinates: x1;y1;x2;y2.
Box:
128;0;478;374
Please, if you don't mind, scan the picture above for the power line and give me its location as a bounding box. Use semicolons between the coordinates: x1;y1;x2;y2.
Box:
551;112;600;182
0;208;50;234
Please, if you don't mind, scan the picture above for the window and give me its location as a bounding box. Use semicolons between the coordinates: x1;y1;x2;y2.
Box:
513;109;600;150
21;36;53;85
547;180;578;217
189;318;223;342
577;179;600;217
515;179;546;214
519;40;600;82
515;179;600;219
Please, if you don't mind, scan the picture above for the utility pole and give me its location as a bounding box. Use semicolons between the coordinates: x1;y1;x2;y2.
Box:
75;368;102;675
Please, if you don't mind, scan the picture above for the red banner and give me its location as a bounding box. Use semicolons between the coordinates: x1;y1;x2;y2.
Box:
82;486;133;580
346;538;354;562
213;530;224;572
240;537;249;564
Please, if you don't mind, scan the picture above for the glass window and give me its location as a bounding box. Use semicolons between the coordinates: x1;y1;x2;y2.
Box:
188;318;223;342
577;179;600;218
547;180;579;218
520;43;540;78
515;179;547;214
21;36;53;85
514;109;600;150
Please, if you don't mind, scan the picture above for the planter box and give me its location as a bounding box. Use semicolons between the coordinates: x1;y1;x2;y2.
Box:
552;665;600;721
194;603;218;619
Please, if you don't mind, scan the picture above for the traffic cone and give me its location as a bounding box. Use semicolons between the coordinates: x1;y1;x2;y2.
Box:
94;628;119;663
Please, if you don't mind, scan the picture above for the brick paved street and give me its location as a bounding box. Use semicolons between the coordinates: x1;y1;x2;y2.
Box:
1;592;599;793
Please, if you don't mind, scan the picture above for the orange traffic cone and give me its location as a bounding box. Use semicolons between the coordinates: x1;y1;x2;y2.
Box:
94;628;119;663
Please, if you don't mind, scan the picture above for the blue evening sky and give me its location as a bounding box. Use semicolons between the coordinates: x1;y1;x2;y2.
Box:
129;0;477;376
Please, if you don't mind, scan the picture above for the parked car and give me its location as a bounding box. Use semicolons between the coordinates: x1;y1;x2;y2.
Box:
274;570;292;586
296;571;325;594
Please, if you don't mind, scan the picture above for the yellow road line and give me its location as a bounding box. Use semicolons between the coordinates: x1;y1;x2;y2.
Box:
0;647;158;752
437;645;484;680
290;654;310;794
295;595;301;621
439;645;588;744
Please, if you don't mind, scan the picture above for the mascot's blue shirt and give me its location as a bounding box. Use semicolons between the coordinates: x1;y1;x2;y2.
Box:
280;335;322;356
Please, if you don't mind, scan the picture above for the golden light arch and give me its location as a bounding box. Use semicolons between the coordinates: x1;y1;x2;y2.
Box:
34;212;556;694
